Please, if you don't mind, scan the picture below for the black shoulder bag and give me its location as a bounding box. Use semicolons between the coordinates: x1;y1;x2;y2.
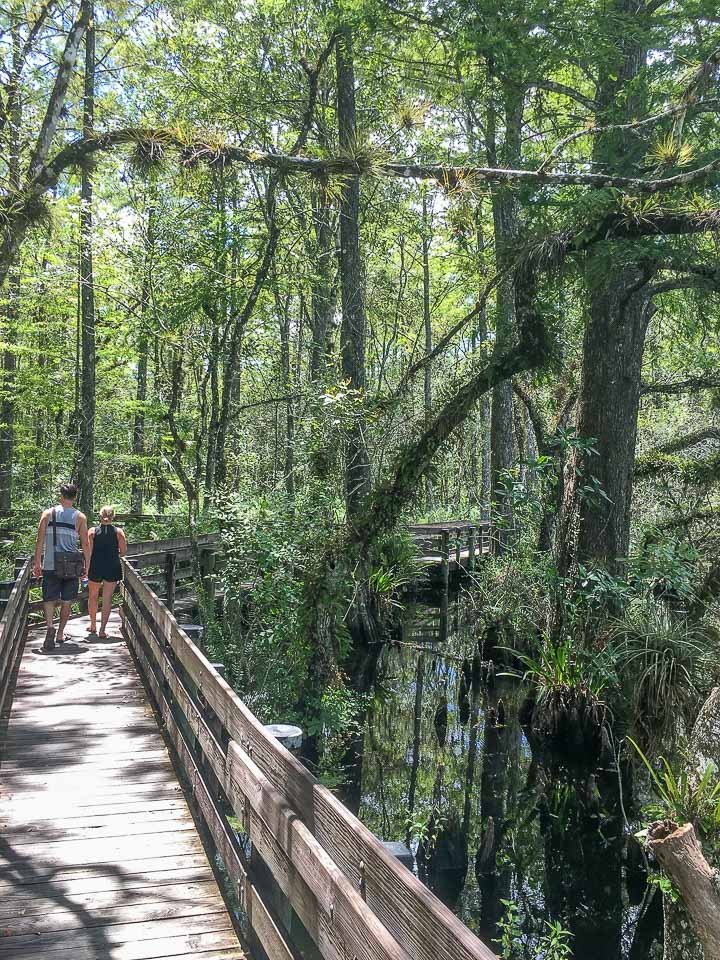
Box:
50;508;85;579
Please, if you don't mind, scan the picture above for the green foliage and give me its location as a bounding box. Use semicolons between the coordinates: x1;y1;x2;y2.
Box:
210;489;337;721
628;539;700;601
647;871;680;903
630;738;720;838
495;899;573;960
612;600;718;745
537;920;574;960
495;899;523;960
510;634;612;702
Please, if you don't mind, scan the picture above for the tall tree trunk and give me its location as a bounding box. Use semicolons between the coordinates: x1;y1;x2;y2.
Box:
422;194;433;513
487;74;524;552
278;293;295;499
310;182;336;380
336;24;370;529
214;180;278;489
0;271;19;514
131;202;154;514
205;321;220;497
558;1;649;574
559;268;652;573
0;23;23;513
77;0;95;515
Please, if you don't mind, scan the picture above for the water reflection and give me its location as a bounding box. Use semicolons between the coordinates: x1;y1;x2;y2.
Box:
354;591;662;960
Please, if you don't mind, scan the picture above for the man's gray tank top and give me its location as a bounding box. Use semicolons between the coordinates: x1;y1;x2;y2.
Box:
43;505;79;572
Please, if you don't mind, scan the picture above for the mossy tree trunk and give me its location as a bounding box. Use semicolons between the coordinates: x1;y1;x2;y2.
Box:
556;0;651;577
336;23;370;530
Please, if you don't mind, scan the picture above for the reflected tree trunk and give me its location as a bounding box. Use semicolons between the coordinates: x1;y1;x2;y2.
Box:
477;681;515;941
406;653;426;842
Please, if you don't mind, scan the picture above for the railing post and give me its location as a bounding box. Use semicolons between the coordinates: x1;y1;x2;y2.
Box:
440;530;450;592
199;547;216;614
467;526;476;573
164;552;176;613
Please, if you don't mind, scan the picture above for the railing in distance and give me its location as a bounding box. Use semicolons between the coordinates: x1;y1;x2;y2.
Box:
121;558;496;960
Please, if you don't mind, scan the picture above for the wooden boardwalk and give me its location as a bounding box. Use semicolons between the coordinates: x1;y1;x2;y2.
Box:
0;539;496;960
0;613;244;960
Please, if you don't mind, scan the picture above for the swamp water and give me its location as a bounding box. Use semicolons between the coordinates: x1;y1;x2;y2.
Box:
349;591;662;960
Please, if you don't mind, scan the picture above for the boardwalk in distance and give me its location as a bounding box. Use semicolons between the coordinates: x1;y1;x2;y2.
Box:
0;612;244;960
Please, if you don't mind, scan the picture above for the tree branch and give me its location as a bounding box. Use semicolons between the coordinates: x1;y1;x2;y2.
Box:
358;265;546;544
27;2;90;178
512;380;548;453
531;79;597;112
538;100;720;174
290;32;339;157
641;376;720;395
639;427;720;462
26;126;720;200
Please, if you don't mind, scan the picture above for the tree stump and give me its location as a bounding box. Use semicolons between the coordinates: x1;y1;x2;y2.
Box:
649;820;720;960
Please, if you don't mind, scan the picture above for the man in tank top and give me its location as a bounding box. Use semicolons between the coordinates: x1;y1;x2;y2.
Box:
33;483;91;651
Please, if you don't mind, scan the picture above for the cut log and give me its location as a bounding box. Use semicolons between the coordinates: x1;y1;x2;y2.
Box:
649;821;720;960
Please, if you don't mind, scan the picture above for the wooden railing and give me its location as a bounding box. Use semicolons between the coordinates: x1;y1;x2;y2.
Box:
121;558;496;960
409;522;492;583
0;533;220;616
124;533;219;615
0;559;31;716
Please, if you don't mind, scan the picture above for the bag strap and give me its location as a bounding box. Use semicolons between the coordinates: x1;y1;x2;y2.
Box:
49;507;57;552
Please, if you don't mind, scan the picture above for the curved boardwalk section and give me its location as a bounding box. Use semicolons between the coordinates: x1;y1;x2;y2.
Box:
0;613;244;960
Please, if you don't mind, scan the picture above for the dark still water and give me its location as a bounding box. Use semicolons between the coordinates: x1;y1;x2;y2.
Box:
351;592;662;960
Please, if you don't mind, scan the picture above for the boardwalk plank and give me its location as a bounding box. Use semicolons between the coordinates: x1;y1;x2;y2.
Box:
1;895;228;935
0;613;243;960
0;854;212;892
0;879;220;919
0;863;212;901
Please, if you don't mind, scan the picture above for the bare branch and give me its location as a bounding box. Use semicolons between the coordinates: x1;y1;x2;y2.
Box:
641;376;720;395
537;100;720;174
531;80;597;112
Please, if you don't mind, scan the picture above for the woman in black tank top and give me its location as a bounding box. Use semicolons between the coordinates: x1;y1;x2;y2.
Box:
87;506;127;637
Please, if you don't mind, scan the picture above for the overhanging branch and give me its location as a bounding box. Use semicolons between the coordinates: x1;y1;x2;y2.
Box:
21;126;720;200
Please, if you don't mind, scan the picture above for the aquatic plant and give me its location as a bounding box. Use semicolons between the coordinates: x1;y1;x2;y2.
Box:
611;600;717;745
495;899;523;960
630;738;720;838
495;899;573;960
506;635;613;757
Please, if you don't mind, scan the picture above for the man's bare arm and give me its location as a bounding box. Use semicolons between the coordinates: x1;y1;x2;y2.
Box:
33;511;49;577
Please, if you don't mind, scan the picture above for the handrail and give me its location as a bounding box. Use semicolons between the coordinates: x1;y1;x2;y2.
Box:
121;558;496;960
0;559;31;715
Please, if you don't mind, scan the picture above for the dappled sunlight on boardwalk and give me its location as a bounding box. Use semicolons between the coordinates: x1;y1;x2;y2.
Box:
0;612;245;960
